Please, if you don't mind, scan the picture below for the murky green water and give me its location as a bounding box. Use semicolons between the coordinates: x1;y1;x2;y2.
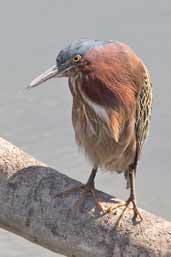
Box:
0;0;171;256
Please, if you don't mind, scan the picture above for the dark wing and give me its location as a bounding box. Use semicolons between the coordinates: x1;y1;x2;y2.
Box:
135;64;152;166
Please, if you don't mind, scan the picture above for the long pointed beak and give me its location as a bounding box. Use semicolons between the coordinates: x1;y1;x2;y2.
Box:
29;65;60;88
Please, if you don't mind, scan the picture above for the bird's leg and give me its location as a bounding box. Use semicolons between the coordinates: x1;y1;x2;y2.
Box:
115;166;143;227
56;167;104;213
76;167;104;212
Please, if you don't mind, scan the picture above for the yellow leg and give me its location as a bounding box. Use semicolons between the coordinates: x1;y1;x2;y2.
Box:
109;167;143;227
56;167;104;213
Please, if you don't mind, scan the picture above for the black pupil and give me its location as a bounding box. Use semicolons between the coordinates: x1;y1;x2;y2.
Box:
74;56;79;61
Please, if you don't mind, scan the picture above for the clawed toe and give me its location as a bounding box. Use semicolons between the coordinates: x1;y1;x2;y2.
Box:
56;185;84;198
56;184;105;213
107;200;127;214
114;198;143;227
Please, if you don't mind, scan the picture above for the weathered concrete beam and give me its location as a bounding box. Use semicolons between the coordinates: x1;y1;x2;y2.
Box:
0;137;171;257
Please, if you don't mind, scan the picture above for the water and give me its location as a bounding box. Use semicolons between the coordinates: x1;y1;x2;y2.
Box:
0;0;171;256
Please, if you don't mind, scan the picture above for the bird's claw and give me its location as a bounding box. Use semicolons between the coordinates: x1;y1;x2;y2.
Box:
112;197;143;228
56;184;105;213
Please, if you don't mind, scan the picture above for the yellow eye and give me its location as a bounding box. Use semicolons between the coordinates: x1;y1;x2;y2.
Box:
72;54;81;63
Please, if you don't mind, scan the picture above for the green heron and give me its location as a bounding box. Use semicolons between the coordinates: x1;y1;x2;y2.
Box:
30;39;152;224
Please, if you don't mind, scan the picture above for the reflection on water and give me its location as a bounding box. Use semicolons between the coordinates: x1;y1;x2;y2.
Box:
0;0;171;256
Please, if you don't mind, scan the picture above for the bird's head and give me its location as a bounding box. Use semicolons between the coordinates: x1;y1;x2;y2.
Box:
29;39;111;88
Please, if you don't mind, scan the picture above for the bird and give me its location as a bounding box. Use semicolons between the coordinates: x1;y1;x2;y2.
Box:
29;39;152;224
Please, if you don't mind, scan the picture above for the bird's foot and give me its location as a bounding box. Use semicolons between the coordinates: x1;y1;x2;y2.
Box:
56;183;104;213
108;197;143;227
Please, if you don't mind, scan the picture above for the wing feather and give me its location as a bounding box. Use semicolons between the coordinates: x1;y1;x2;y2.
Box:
135;65;152;165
